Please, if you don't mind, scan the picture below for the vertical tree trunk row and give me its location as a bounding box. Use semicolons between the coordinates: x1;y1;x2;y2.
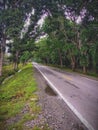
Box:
0;49;3;76
58;49;63;67
0;33;6;76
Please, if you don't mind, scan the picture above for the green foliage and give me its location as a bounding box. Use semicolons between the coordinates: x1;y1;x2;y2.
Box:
39;2;98;73
0;65;18;84
1;0;98;75
20;51;32;64
94;42;98;73
0;64;40;129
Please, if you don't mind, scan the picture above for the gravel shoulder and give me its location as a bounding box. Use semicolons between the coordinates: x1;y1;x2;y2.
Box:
34;68;88;130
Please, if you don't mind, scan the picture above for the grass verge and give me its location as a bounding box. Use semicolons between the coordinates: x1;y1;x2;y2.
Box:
0;64;47;130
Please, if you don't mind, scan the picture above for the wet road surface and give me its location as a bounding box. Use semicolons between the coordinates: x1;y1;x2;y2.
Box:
33;63;98;130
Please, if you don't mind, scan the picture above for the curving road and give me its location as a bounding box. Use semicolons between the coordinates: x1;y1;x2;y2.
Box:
33;62;98;130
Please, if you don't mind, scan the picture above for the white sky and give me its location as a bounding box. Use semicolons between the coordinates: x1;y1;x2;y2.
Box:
20;8;35;39
37;14;47;27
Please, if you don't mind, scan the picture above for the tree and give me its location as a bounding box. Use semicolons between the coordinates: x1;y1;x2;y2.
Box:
0;0;34;75
1;0;98;75
20;51;32;65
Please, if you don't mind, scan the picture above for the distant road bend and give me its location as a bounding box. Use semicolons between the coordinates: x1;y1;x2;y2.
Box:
33;62;98;130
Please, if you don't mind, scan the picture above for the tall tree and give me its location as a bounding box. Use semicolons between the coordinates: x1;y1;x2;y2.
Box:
0;0;34;75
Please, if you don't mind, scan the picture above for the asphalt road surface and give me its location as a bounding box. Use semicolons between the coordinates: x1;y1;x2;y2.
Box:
33;62;98;130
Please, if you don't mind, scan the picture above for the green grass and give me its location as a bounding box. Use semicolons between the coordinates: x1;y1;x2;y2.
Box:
0;64;15;84
0;64;23;84
0;64;43;130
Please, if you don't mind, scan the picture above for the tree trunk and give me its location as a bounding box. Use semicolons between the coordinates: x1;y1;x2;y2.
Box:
0;50;3;76
83;66;87;73
14;51;19;70
46;57;49;64
0;34;6;76
71;56;76;71
58;49;63;67
14;62;17;70
77;30;82;50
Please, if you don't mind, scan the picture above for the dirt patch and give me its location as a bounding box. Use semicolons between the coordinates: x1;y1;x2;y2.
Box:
34;68;88;130
45;84;57;96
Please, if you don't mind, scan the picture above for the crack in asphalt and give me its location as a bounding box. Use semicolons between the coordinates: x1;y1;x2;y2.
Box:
64;80;79;89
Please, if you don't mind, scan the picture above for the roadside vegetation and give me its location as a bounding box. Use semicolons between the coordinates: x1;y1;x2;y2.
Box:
0;64;49;130
47;64;98;78
1;1;97;129
0;64;21;84
0;0;98;78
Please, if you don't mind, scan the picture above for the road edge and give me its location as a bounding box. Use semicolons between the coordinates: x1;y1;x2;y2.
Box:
33;63;94;130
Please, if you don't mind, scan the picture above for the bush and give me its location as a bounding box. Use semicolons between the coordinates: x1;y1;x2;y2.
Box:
0;76;5;84
0;69;16;85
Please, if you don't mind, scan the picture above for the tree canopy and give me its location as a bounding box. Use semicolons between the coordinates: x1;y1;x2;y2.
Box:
0;0;98;76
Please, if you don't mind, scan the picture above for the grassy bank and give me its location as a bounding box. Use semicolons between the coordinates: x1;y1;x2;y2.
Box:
0;64;16;84
0;64;42;130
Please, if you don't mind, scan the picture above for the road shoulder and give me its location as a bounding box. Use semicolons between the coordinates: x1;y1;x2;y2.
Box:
34;68;88;130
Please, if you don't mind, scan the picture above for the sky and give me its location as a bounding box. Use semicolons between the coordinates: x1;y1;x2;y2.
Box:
20;8;35;39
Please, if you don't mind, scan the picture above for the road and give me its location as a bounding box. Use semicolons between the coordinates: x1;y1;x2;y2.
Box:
33;62;98;130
